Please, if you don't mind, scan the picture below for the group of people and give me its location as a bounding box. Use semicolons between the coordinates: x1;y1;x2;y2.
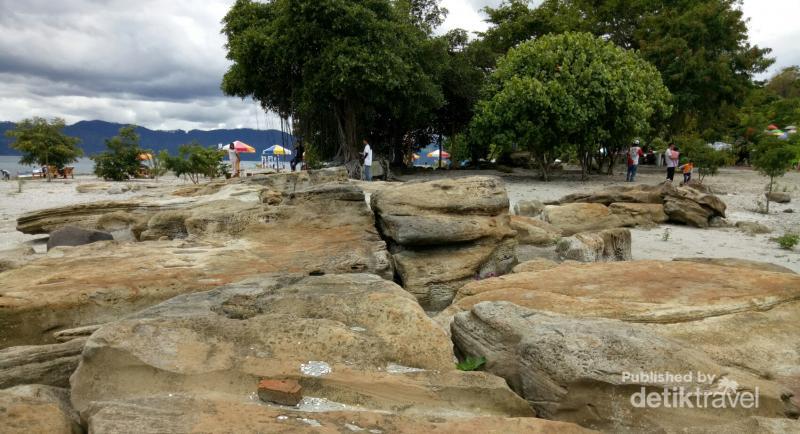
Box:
626;140;693;184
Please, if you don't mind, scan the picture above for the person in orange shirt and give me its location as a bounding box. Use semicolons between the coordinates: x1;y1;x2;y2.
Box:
678;160;694;185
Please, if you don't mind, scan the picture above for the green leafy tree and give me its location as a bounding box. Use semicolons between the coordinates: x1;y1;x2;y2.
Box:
751;137;795;213
92;126;143;181
221;0;446;163
163;142;227;184
5;117;83;181
481;0;773;136
469;32;671;180
678;136;730;182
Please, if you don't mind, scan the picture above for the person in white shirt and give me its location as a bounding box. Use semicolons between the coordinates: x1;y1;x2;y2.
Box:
626;139;644;182
664;143;679;182
227;143;240;177
361;139;372;181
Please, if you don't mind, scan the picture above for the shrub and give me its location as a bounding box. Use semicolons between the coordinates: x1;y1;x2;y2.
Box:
93;126;143;181
775;233;799;250
164;142;227;184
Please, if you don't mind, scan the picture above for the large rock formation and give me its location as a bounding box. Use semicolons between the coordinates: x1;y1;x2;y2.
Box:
452;301;795;432
510;215;562;246
371;176;517;310
552;183;726;229
440;261;800;431
46;226;113;251
67;273;590;433
0;169;392;348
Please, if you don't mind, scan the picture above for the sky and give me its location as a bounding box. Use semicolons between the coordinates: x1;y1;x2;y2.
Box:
0;0;798;131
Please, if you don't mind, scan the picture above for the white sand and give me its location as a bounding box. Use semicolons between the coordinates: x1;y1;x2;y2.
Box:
0;176;192;252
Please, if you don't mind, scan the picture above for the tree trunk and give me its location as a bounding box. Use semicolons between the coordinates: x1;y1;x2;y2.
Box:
766;177;773;213
334;102;359;163
538;155;550;182
437;134;443;169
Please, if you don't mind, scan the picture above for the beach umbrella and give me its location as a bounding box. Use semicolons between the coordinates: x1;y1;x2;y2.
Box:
412;153;421;160
767;124;779;130
427;149;450;159
264;144;292;156
232;140;256;153
137;153;153;161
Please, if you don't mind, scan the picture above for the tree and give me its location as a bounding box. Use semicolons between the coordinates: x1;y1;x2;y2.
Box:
93;126;143;181
751;137;795;213
5;117;82;181
678;136;730;182
221;0;446;164
480;0;773;136
469;32;671;180
163;142;227;184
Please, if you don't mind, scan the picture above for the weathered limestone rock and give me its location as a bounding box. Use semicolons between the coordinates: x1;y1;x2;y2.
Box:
46;226;113;251
557;183;668;205
1;172;391;348
452;301;796;432
672;257;795;274
70;274;538;426
542;203;629;235
767;191;791;203
512;258;560;273
0;338;85;389
0;246;36;273
371;176;517;309
0;385;82;434
510;215;562;246
736;220;772;235
608;202;668;227
437;260;800;428
555;228;632;262
555;183;726;228
16;201;163;235
53;324;103;342
513;199;545;217
81;395;592;434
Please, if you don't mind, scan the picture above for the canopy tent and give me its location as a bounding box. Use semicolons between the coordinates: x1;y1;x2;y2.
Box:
263;145;293;156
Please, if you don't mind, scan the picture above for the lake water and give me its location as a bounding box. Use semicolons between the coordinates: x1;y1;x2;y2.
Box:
0;156;96;175
0;155;285;176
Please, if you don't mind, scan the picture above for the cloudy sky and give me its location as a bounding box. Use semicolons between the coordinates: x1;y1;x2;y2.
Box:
0;0;798;131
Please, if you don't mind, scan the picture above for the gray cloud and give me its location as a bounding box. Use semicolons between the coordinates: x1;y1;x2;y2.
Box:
0;0;796;130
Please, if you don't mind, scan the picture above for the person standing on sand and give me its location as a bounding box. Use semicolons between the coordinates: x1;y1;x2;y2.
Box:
664;143;679;182
679;160;694;185
626;139;644;182
361;138;372;181
228;142;240;177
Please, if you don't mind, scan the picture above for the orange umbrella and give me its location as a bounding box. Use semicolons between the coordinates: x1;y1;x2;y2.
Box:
137;153;153;161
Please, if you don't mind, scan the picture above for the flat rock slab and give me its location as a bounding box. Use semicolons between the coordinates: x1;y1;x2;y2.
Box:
0;176;391;348
70;273;533;420
0;385;82;434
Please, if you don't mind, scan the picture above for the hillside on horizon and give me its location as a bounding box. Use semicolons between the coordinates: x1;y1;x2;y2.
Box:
0;120;294;159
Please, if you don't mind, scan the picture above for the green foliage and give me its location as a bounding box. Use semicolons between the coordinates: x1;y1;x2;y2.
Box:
678;136;730;181
5;117;83;174
469;32;671;180
481;0;773;136
775;233;800;250
221;0;447;162
92;126;143;181
147;150;169;180
163;142;227;184
456;356;486;371
444;133;470;165
751;137;796;212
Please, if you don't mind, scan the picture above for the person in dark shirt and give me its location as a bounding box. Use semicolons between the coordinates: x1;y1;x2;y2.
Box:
291;140;305;172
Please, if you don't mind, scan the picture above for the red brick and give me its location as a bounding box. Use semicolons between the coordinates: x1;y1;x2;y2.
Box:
257;379;303;406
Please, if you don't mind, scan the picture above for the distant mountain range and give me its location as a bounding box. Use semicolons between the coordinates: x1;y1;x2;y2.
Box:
0;120;294;160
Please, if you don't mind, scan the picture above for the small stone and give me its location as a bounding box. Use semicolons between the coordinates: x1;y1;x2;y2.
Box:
784;209;794;214
257;379;303;406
